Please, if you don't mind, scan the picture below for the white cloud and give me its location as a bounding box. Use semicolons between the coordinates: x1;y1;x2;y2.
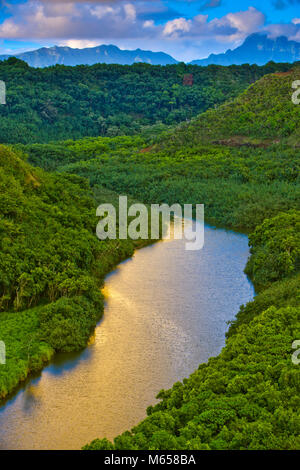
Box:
225;7;265;35
90;6;115;20
163;18;191;38
124;4;136;22
0;2;265;43
59;39;102;49
0;1;143;39
143;20;155;29
163;7;265;43
264;22;299;39
42;2;76;16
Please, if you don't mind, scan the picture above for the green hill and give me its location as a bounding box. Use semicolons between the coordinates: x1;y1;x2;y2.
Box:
161;68;300;148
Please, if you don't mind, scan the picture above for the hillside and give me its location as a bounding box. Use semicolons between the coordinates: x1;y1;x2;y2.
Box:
0;59;295;144
0;145;146;399
191;34;300;66
19;69;300;235
0;44;178;68
161;67;300;148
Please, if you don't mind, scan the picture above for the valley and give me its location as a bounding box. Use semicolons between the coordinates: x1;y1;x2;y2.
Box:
0;62;299;450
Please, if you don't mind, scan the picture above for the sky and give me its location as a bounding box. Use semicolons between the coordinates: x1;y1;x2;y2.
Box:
0;0;299;61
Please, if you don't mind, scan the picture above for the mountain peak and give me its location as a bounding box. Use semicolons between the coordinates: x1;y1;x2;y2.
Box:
190;34;300;66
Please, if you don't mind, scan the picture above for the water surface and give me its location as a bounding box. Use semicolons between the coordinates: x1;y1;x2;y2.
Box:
0;225;254;449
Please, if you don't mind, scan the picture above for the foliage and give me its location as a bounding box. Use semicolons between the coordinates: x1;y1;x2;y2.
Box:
21;136;300;233
0;145;142;399
158;68;300;148
245;211;300;289
81;70;300;450
0;59;295;144
0;65;299;449
85;297;300;449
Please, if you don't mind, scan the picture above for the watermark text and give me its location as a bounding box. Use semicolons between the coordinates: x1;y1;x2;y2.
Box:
96;196;204;251
0;80;6;105
0;341;5;365
292;80;300;105
292;340;300;365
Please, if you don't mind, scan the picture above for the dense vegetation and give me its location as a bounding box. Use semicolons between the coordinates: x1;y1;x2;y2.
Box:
245;212;300;290
0;62;299;449
159;68;300;148
0;145;148;399
19;70;300;236
76;69;298;450
20;137;299;234
0;58;295;144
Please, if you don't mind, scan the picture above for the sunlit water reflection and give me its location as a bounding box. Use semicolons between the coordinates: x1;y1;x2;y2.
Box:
0;224;254;449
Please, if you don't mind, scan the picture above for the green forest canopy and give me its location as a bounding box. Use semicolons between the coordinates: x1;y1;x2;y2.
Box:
0;58;297;144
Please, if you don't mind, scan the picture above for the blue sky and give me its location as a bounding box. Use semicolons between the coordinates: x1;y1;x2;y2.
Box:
0;0;299;61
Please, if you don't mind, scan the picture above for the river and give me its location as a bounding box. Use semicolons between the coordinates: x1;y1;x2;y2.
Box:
0;224;255;450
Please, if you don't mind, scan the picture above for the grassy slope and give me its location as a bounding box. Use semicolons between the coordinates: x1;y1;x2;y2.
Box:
158;67;300;148
18;71;300;235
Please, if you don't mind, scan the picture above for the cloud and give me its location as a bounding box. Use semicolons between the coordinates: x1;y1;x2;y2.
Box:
0;3;269;47
199;0;222;11
124;3;136;21
225;7;265;35
163;7;265;42
60;39;103;48
264;21;300;41
89;5;115;19
272;0;300;9
143;20;155;28
0;2;144;39
163;17;192;38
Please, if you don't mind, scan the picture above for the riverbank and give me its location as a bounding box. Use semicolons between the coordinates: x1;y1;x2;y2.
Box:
85;211;300;450
0;235;155;402
0;145;158;402
0;224;254;449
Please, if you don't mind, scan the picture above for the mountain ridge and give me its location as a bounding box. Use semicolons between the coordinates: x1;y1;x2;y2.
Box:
191;33;300;66
1;34;300;67
0;44;178;67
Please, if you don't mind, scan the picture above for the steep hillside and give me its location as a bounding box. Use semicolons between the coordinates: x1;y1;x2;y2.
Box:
2;67;299;450
162;67;300;148
20;133;300;233
74;69;299;450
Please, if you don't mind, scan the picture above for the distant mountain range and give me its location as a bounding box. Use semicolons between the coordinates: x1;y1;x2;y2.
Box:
0;34;299;67
190;34;300;66
0;44;177;67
